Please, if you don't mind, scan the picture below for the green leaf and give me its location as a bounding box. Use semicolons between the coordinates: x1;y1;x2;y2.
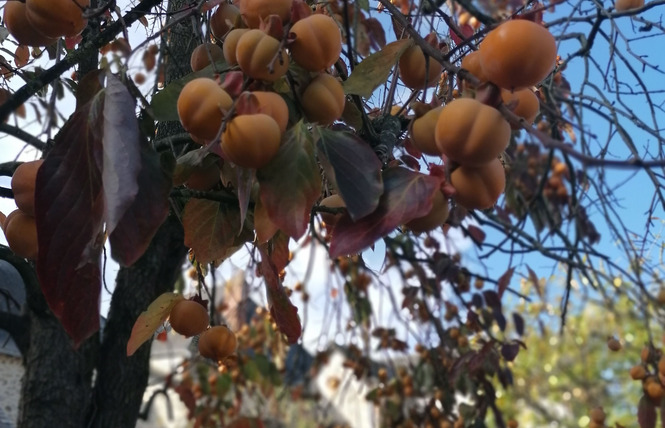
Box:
343;39;413;98
257;121;322;239
127;292;184;356
356;0;370;11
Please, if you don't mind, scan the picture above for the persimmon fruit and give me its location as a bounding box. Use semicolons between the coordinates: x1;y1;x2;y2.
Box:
409;106;443;156
221;113;281;169
405;190;449;233
177;78;233;141
501;88;540;129
235;30;289;82
11;159;44;217
301;74;345;125
3;209;38;260
478;19;557;90
190;43;224;72
435;98;510;166
289;14;342;71
198;325;237;361
398;44;442;90
239;0;293;28
25;0;90;38
460;50;488;86
169;300;209;337
450;158;505;210
210;3;240;39
319;194;346;228
252;91;289;133
223;28;249;66
4;1;58;47
615;0;644;11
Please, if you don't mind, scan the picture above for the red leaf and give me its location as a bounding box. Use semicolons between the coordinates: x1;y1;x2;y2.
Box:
235;165;255;228
316;128;383;221
258;245;302;344
254;195;279;243
527;265;542;299
466;224;486;244
329;167;441;257
35;106;105;347
65;35;82;49
269;231;291;272
257;121;321;239
364;17;387;51
497;267;515;299
183;198;241;264
638;395;656;428
449;24;474;46
127;292;183;356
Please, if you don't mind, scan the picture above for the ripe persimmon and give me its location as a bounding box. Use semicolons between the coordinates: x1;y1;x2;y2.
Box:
501;88;540;129
198;325;237;361
210;3;240;39
460;50;488;86
252;91;289;133
289;14;342;71
435;98;510;166
301;74;345;125
190;43;224;72
25;0;90;38
235;30;289;82
615;0;644;11
4;1;58;47
3;209;38;260
239;0;293;28
177;78;233;141
11;159;43;217
223;29;250;66
221;113;281;169
169;300;209;337
450;158;505;210
409;106;443;156
398;42;442;90
478;19;556;90
405;190;449;233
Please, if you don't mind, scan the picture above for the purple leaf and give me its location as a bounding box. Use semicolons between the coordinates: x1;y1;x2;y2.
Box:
638;395;656;428
497;267;515;299
513;312;525;336
102;73;141;235
316;128;383;220
501;342;520;362
330;167;440;257
35;106;105;347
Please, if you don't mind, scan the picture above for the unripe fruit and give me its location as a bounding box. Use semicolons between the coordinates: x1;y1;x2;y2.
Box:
4;1;58;47
405;190;449;233
615;0;644;11
169;300;209;337
221;114;281;169
501;88;540;129
25;0;90;38
210;3;240;39
236;30;289;82
301;74;345;125
252;91;289;133
198;325;238;361
190;43;225;72
177;78;233;141
3;210;38;260
435;98;511;166
398;44;443;90
450;158;505;210
409;107;443;156
289;14;342;71
223;29;250;66
630;364;647;380
240;0;293;28
478;19;557;90
11;160;44;217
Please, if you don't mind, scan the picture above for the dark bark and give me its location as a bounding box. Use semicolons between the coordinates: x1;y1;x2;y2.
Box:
88;215;187;428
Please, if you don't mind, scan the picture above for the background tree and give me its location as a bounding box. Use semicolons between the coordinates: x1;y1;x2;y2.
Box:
0;0;664;428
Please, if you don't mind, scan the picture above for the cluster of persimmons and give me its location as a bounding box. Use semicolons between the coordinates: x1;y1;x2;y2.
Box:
3;0;90;47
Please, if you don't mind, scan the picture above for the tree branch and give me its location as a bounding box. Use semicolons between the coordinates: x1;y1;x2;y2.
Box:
0;310;29;356
0;123;47;151
0;0;165;123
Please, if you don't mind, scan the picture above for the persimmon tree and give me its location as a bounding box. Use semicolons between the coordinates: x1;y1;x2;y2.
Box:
0;0;664;427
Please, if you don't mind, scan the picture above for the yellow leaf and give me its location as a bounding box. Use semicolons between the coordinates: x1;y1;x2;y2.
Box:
126;292;184;356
